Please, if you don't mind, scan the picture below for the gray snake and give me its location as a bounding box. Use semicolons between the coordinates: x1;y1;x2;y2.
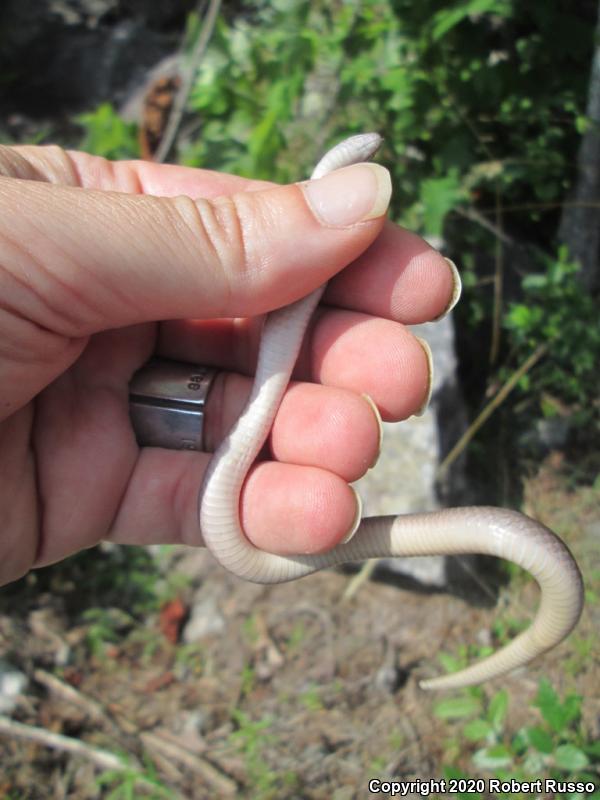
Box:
199;133;584;691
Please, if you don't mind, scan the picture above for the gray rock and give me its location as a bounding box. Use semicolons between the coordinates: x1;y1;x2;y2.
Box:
182;595;225;644
0;0;187;115
0;660;27;715
177;709;209;737
353;313;472;589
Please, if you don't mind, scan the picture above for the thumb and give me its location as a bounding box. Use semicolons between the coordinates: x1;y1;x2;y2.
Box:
0;161;391;335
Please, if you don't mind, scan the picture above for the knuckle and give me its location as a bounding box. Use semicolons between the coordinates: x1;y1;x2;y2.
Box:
176;193;249;268
170;192;260;309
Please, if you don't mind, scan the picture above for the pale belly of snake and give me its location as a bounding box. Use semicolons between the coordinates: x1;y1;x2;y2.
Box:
199;133;584;691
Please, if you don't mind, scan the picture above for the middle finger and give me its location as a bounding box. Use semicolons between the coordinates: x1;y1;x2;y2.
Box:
158;309;430;422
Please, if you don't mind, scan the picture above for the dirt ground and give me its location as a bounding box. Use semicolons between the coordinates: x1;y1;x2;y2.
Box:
0;460;598;799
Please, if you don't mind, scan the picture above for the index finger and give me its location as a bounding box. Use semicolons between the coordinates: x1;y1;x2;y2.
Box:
325;220;460;325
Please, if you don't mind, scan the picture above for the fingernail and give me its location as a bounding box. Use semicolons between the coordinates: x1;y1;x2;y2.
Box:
433;257;462;321
362;393;384;469
414;337;434;417
341;486;363;544
302;163;391;227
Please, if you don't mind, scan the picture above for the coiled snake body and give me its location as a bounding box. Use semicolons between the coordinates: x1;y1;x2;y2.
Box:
200;133;584;691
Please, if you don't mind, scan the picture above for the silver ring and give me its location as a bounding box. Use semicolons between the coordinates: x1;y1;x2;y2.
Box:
129;358;217;451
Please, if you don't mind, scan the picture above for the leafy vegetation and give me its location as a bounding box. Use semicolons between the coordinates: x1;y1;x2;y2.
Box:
76;0;599;475
434;678;600;799
229;709;300;799
503;248;600;433
77;103;139;161
0;546;162;619
96;756;172;800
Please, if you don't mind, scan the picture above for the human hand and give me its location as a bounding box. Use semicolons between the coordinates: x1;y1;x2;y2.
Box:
0;144;457;586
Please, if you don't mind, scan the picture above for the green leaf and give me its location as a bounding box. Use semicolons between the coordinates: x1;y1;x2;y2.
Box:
77;103;138;160
463;719;493;741
586;740;600;757
534;679;561;729
505;303;543;331
433;694;481;720
534;679;581;733
420;172;464;235
438;651;464;673
562;693;583;726
487;689;509;729
554;744;589;771
472;743;513;770
522;273;549;290
431;0;512;41
511;726;530;754
526;726;554;754
575;115;590;134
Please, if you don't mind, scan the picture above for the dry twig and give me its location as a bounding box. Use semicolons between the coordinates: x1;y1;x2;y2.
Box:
33;669;108;727
0;715;180;797
141;730;237;796
489;189;504;365
437;342;549;478
0;715;120;771
154;0;222;163
454;205;514;244
341;559;378;601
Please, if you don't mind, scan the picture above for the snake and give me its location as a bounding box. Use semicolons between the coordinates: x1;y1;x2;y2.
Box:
199;133;584;691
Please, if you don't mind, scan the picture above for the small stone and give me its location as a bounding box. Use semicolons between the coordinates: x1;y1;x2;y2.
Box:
178;709;208;738
182;596;225;644
0;660;28;715
354;315;472;590
476;628;493;648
